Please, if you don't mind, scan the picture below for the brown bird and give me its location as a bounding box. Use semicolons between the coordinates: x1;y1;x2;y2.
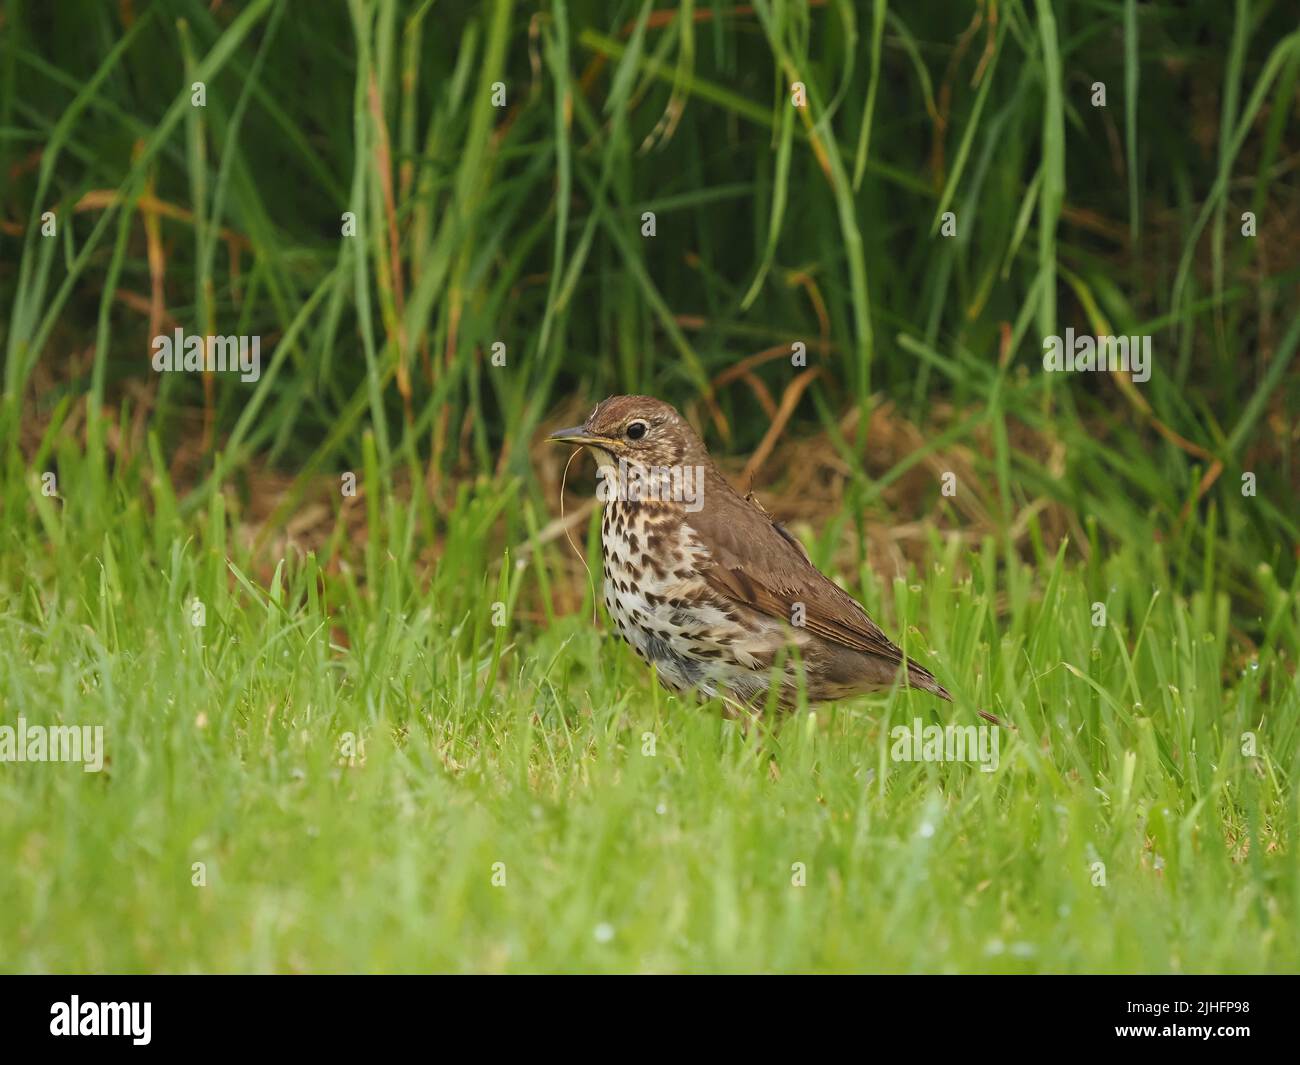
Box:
549;395;973;720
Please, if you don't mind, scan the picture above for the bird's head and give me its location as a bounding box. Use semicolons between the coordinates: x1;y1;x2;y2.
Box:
547;395;705;471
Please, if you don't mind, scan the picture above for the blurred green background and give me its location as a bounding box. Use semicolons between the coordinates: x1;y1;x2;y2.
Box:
4;0;1297;576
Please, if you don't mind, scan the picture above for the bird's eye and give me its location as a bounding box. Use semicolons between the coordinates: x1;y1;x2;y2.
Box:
626;420;648;440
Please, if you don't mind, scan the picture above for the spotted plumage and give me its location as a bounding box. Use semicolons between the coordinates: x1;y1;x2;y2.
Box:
599;498;789;704
550;395;960;717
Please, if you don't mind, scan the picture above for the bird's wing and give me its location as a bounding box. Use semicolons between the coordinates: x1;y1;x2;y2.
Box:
687;485;908;666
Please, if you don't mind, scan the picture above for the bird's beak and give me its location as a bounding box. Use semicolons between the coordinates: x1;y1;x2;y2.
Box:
547;425;613;448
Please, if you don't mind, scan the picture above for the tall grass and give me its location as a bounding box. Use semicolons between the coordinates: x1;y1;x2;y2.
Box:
2;2;1296;568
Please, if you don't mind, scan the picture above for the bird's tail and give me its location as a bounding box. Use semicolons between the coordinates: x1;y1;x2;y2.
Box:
905;657;951;700
907;658;1007;727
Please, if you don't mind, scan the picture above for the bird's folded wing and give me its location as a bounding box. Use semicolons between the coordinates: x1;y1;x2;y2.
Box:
687;501;905;665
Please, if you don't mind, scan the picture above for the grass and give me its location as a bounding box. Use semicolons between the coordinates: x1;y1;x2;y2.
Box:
1;0;1298;972
1;443;1296;972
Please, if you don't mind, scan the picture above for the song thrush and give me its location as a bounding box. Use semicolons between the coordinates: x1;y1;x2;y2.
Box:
549;395;966;718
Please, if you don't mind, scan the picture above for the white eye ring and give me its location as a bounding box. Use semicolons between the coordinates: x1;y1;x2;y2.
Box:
626;420;649;440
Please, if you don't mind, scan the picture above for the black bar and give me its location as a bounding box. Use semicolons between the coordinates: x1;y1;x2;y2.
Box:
0;975;1292;1051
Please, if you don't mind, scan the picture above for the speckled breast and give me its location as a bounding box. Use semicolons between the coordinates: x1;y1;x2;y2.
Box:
598;499;797;705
